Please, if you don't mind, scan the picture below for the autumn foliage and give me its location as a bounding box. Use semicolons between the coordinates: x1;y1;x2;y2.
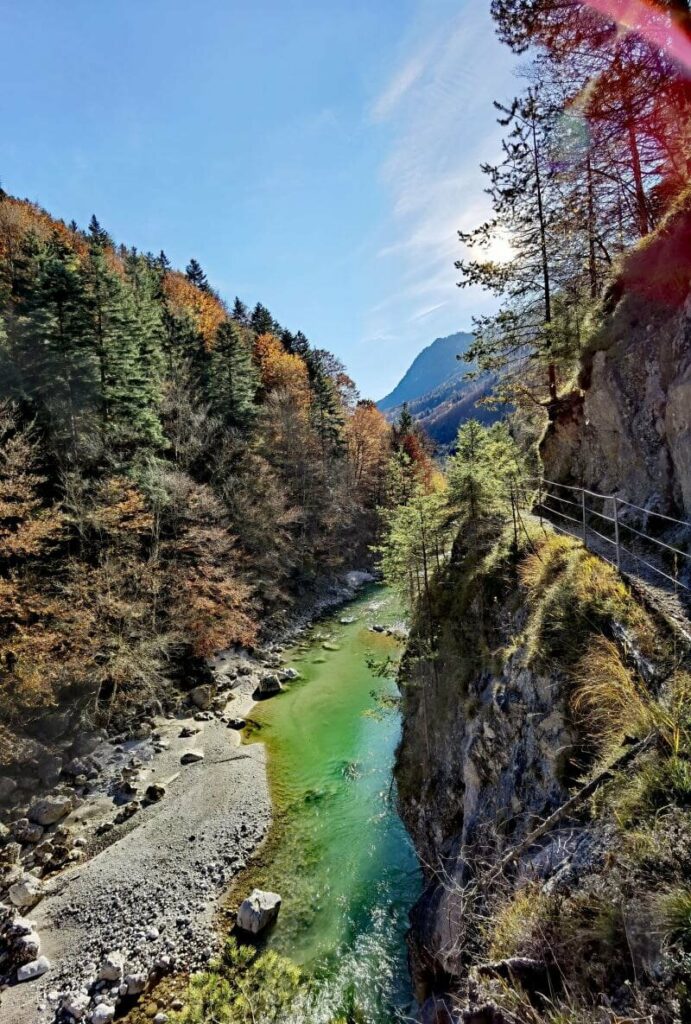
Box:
0;191;402;753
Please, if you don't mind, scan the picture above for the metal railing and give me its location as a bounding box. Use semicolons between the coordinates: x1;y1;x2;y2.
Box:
518;476;691;595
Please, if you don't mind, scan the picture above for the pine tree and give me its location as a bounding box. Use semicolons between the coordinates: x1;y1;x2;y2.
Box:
83;234;163;447
250;302;275;335
457;87;570;404
88;214;112;247
17;230;94;446
208;320;258;431
231;297;249;325
123;252;165;445
447;419;524;553
185;258;209;292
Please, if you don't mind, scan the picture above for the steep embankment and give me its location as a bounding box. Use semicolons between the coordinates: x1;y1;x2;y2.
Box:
542;189;691;518
397;529;690;1022
396;199;691;1023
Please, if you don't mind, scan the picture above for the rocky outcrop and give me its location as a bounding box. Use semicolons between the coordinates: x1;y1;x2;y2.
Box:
542;192;691;517
394;529;685;1021
395;553;576;1001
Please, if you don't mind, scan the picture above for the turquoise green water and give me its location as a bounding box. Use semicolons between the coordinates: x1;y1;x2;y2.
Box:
245;585;421;1023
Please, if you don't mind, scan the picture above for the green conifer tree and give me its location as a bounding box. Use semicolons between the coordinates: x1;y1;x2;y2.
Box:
17;231;94;446
185;258;209;292
250;302;275;335
208;320;258;431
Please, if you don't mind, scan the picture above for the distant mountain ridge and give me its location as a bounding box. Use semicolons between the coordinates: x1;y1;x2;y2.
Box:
377;331;501;446
377;332;474;412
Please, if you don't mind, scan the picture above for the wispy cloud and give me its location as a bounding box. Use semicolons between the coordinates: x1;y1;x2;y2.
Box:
411;301;447;321
363;2;517;397
370;47;432;122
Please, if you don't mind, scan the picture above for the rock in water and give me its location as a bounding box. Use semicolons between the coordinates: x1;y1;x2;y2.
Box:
236;888;281;934
253;674;283;700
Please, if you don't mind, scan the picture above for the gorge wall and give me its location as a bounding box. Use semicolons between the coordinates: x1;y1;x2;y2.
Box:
542;191;691;517
396;197;691;1024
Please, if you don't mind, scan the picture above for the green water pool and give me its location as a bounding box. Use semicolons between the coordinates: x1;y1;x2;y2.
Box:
244;585;421;1023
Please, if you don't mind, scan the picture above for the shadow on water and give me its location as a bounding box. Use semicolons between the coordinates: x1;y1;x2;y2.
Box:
242;585;421;1023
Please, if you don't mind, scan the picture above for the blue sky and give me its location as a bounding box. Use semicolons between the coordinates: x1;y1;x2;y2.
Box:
0;0;516;400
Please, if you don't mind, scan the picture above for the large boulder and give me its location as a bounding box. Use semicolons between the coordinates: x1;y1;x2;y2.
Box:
190;684;213;710
92;1004;115;1024
236;888;281;934
253;674;283;700
99;950;125;982
0;776;17;804
28;795;72;826
16;955;50;982
61;992;91;1020
12;818;44;844
180;750;204;765
9;874;44;909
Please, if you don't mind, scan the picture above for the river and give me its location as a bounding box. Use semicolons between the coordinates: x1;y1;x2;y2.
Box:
243;584;421;1023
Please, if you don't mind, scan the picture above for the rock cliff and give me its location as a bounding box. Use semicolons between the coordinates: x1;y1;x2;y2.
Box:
396;526;689;1023
542;191;691;517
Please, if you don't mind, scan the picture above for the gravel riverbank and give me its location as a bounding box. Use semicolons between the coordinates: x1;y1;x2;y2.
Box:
0;571;375;1024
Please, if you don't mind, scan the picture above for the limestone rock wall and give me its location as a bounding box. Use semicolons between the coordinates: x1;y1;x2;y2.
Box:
542;196;691;517
395;565;574;1000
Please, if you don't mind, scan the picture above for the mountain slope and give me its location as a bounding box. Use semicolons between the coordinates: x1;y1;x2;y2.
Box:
377;332;501;445
377;332;474;412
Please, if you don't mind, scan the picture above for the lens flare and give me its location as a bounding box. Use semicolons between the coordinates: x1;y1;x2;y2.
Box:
585;0;691;74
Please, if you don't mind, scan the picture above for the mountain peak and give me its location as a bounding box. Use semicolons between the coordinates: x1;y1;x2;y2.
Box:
377;332;474;412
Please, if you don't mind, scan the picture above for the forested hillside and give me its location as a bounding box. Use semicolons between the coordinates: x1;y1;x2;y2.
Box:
0;193;434;756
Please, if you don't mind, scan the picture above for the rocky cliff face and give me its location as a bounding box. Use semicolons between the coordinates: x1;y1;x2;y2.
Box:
542;193;691;517
396;528;688;1023
396;545;577;1005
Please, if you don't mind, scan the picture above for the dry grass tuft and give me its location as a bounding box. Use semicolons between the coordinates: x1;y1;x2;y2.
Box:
570;636;652;751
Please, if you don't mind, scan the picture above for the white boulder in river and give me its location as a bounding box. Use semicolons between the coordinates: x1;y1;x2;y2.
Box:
236;888;282;934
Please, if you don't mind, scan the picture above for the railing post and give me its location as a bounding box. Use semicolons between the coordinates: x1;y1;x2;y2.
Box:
613;497;621;570
581;489;587;546
538;475;543;527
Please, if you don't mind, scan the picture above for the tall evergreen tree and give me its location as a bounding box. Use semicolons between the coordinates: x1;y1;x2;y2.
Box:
185;258;209;292
88;214;112;247
208;320;258;431
457;87;567;403
231;297;249;325
17;231;93;446
250;302;275;335
82;234;163;447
